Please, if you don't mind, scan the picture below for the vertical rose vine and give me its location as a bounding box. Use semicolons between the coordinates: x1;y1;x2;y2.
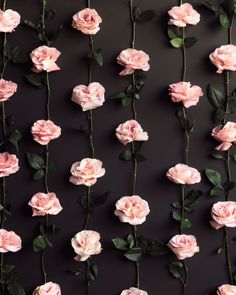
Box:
24;0;63;293
203;0;236;292
110;1;157;294
69;1;106;294
165;2;203;294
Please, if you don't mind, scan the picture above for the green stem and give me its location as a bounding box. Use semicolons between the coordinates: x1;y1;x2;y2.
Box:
86;259;91;295
182;107;189;165
41;214;49;284
1;103;6;140
41;0;46;40
0;253;3;295
87;0;91;8
44;145;49;193
179;0;183;5
46;72;51;120
88;35;94;84
132;225;140;289
1;33;7;79
182;260;188;294
224;227;233;284
129;0;136;49
131;74;137;120
224;71;230;125
182;28;187;82
131;142;138;195
88;110;95;158
84;187;91;230
228;16;234;45
226;150;232;201
180;184;185;235
0;177;6;229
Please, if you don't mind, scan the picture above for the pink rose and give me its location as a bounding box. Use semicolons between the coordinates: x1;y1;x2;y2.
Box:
210;45;236;74
0;229;22;253
30;46;61;73
116;120;149;145
72;8;102;35
166;163;201;185
210;202;236;229
31;120;61;145
115;195;150;225
212;122;236;151
33;282;61;295
71;82;105;111
71;230;102;261
0;152;19;177
0;9;20;33
168;3;200;27
120;288;148;295
0;79;17;102
28;192;63;216
169;81;203;108
69;158;105;186
117;48;150;76
217;284;236;295
167;234;199;260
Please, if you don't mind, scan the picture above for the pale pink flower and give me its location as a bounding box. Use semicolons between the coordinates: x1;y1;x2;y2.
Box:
31;120;61;145
33;282;61;295
212;122;236;151
217;284;236;295
168;3;200;27
0;9;20;32
166;163;201;185
210;45;236;74
120;288;148;295
0;152;19;177
210;202;236;229
0;229;22;253
0;79;17;102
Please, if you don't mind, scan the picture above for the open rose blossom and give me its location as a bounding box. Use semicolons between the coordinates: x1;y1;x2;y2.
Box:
72;8;102;35
166;163;201;185
0;9;21;33
0;152;19;177
31;120;61;145
212;122;236;151
210;202;236;230
116;120;149;145
217;284;236;295
33;282;61;295
71;82;105;111
71;230;102;262
169;81;203;108
0;229;22;253
117;48;150;76
120;288;148;295
168;3;200;27
28;192;63;216
168;234;199;260
69;158;105;186
210;45;236;74
0;79;17;102
115;195;150;225
30;46;61;73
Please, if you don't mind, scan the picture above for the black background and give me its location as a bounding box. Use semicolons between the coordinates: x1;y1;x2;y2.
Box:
2;0;236;294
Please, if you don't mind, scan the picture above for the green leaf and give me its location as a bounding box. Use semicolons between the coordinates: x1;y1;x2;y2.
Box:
138;237;169;256
185;190;203;209
7;282;25;295
219;9;230;28
2;264;15;273
232;154;236;161
25;73;45;88
27;153;45;170
109;92;127;100
214;108;226;123
223;0;236;16
212;152;226;160
9;130;22;154
168;261;184;280
227;98;236;113
88;264;98;282
207;85;224;108
88;48;103;66
121;96;132;107
23;19;38;31
136;10;157;23
127;234;135;249
168;28;180;39
33;235;46;252
45;9;56;22
119;150;132;161
181;218;192;229
172;211;181;222
135;153;146;162
184;36;198;48
170;38;183;48
133;6;141;21
201;1;219;14
211;186;225;196
217;247;223;254
205;169;222;186
33;169;45;180
172;201;181;209
112;238;128;251
124;247;142;262
11;47;27;64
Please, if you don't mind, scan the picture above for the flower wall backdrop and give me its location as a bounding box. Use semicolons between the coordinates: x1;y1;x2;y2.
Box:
1;0;236;294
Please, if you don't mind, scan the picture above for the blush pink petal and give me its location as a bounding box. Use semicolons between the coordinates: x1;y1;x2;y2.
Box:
211;201;236;228
166;163;201;185
209;220;224;230
33;282;61;295
120;287;148;295
217;284;236;295
212;122;236;150
0;152;19;177
210;45;236;74
0;9;21;32
0;229;22;253
168;3;200;27
0;79;17;102
31;120;61;145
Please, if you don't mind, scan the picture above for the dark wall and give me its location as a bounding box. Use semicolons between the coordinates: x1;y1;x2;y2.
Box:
3;0;235;294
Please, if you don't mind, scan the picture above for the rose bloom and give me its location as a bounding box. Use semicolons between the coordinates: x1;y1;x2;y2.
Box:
169;81;203;108
116;120;149;145
166;163;201;185
168;3;200;27
72;8;102;35
0;9;21;33
212;122;236;151
69;158;105;186
210;45;236;74
0;79;17;102
120;288;148;295
31;120;61;145
30;46;61;73
71;82;105;111
168;234;199;260
217;284;236;295
33;282;61;295
117;48;150;76
115;195;150;225
28;192;63;217
0;229;22;253
71;230;102;262
0;152;19;177
210;201;236;230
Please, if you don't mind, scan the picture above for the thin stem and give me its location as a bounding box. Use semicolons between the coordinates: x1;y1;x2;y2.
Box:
224;71;230;125
41;0;46;40
1;103;6;141
86;259;91;295
131;142;138;195
179;0;183;5
87;0;91;9
224;227;233;284
180;184;185;235
88;35;94;84
46;72;51;120
182;107;189;165
132;225;140;289
1;33;7;79
228;16;234;45
182;28;187;82
84;187;91;230
226;150;232;201
41;214;49;284
88;110;95;158
0;177;6;229
131;74;137;120
182;260;188;295
0;253;3;295
129;0;136;49
44;145;49;193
